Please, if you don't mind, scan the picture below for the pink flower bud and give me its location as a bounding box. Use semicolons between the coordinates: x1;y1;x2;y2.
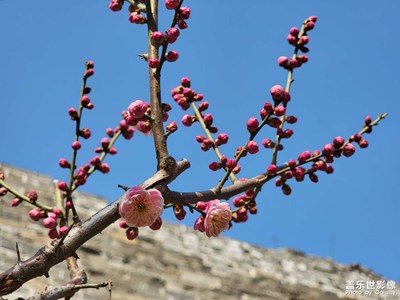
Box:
167;27;180;43
135;120;152;135
232;197;245;207
100;163;110;174
287;34;297;45
232;165;241;174
195;135;205;143
59;226;68;236
165;50;179;62
322;144;334;156
297;55;309;63
109;147;118;155
148;58;159;68
43;217;57;229
126;227;139;240
198;102;209;112
71;141;81;151
326;165;334;174
174;205;186;220
285;115;298;124
29;208;42;221
343;143;356;157
247;141;259;154
288;58;300;69
128;12;146;24
304;21;315;31
359;139;368;148
181;77;191;87
165;0;180;10
288;159;297;169
274;106;286;116
262;139;274;148
81;96;90;106
298;151;311;163
270;85;291;104
166;121;178;134
68;108;78;120
179;6;191;19
209;162;221;171
177;20;188;29
246;117;259;133
151;31;165;44
215;133;229;146
182;114;194;127
48;229;59;239
128;100;150;119
101;137;110;149
289;27;300;36
119;219;128;229
203;114;213;126
58;158;70;169
57;181;68;191
333;136;345;148
109;0;123;12
298;36;309;46
196;201;207;211
364;115;372;125
84;69;94;79
267;164;277;176
79;128;91;139
106;128;114;137
267;117;282;128
226;159;237;170
309;16;318;22
149;217;163;230
282;184;292;196
277;56;289;68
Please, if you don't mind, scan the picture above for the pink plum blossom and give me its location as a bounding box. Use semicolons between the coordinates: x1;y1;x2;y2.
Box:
118;186;164;228
204;200;232;238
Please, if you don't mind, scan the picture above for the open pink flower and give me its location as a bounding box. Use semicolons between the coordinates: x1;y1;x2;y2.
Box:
118;186;164;227
204;200;232;238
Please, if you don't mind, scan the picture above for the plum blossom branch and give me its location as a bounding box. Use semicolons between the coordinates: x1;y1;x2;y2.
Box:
271;17;316;165
190;102;237;183
145;0;174;170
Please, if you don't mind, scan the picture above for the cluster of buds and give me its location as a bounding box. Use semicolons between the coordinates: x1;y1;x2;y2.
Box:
209;155;241;174
172;77;204;110
109;0;147;24
273;122;373;196
278;16;317;70
29;207;67;239
165;1;191;29
231;189;257;223
123;100;152;135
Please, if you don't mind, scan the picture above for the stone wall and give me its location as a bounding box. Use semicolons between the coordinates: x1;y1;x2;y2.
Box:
0;163;398;300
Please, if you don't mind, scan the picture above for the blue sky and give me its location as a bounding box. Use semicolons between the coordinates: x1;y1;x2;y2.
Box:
1;1;399;282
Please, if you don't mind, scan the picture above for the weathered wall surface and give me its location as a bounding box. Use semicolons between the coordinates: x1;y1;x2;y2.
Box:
0;164;398;300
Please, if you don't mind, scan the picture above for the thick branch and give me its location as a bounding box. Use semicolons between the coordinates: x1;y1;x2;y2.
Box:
162;174;266;205
145;0;171;170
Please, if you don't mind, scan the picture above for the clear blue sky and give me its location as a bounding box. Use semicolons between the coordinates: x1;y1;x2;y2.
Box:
1;1;399;282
